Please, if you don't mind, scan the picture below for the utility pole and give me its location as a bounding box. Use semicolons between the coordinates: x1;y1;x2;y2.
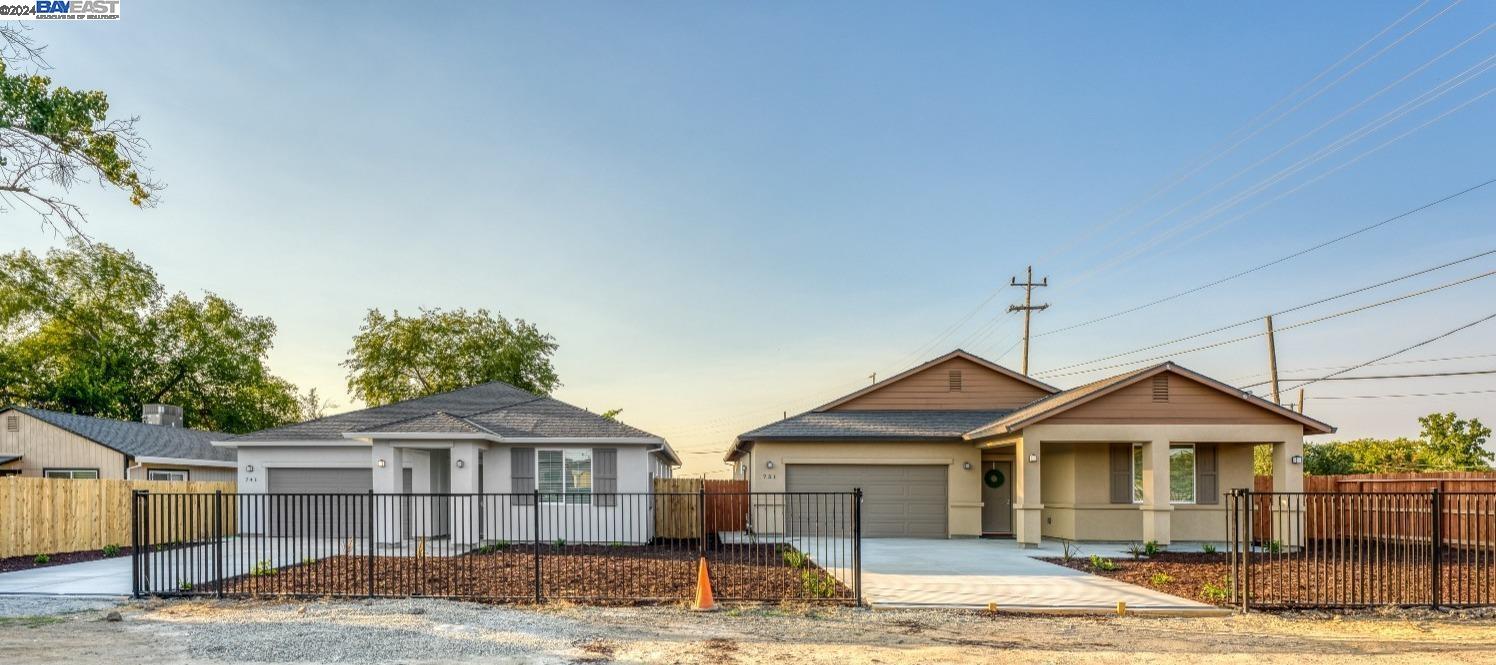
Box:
1297;387;1306;414
1007;266;1049;376
1264;315;1281;404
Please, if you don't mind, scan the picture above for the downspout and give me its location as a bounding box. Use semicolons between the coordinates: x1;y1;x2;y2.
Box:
126;458;145;480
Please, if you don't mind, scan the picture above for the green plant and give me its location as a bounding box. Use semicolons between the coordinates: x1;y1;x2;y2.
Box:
1201;579;1230;603
178;581;194;591
552;538;566;549
1266;539;1283;555
301;557;315;566
1125;543;1143;560
1143;540;1161;557
32;553;49;565
799;570;838;599
1149;572;1174;586
1088;554;1116;572
101;544;122;558
1200;543;1217;554
1059;539;1079;564
782;549;808;569
249;560;275;577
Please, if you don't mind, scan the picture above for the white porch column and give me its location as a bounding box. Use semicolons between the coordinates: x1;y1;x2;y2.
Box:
449;441;483;545
1270;435;1306;549
1013;437;1043;547
1140;438;1172;546
371;442;403;544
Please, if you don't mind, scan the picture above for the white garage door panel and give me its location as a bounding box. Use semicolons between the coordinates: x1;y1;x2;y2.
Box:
266;468;373;537
786;464;948;538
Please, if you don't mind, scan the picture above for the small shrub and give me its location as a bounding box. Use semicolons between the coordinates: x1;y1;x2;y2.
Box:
1059;539;1079;564
476;540;511;554
782;549;808;569
608;541;623;548
1200;543;1217;554
1143;540;1161;557
1201;579;1230;603
249;560;276;577
1125;543;1143;560
101;544;122;558
33;553;50;565
178;581;194;592
301;557;316;566
1149;572;1174;586
1088;554;1116;572
1266;539;1283;555
799;570;838;598
552;538;566;549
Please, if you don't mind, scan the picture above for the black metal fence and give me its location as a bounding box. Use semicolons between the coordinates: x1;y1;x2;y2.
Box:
132;490;861;605
1228;489;1496;610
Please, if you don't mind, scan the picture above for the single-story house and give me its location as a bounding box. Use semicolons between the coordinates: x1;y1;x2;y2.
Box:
0;404;237;482
724;349;1333;546
214;381;679;544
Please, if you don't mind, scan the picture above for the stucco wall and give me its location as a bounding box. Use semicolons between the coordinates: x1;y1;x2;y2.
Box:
742;440;983;537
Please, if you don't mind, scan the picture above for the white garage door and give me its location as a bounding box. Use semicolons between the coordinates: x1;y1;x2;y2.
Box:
785;464;948;538
266;468;373;537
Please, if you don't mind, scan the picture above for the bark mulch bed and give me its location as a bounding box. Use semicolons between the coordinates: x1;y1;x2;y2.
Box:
0;547;135;574
1045;548;1496;608
218;544;851;604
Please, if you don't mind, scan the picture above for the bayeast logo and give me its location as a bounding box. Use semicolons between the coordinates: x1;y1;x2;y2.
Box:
33;1;121;20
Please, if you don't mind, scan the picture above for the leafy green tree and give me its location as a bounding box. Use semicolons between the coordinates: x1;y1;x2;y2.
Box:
0;241;301;432
599;408;622;421
0;27;159;235
343;308;559;406
1417;412;1492;471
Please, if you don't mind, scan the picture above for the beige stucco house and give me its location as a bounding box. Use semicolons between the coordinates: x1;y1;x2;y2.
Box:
725;350;1333;546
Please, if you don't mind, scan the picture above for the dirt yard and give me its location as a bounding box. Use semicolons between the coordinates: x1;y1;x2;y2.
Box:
7;596;1496;664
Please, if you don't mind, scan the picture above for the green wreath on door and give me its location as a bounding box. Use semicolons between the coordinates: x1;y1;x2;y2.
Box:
984;467;1005;489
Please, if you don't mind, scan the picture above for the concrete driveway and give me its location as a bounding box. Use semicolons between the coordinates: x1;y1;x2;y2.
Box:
822;538;1220;613
0;556;131;596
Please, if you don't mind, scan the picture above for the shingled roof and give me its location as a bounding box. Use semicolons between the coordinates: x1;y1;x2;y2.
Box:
5;407;235;464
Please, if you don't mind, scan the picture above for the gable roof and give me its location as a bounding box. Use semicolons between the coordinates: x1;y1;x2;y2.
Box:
3;407;236;464
727;409;1012;462
812;349;1059;412
963;362;1336;439
224;382;679;465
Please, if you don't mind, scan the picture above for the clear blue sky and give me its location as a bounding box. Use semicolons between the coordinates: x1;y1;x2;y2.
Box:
6;1;1494;474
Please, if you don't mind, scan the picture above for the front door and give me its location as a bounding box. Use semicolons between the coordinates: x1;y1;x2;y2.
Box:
981;460;1013;535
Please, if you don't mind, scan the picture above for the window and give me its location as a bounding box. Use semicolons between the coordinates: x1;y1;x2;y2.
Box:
537;449;591;504
43;468;99;479
147;469;188;482
1130;444;1196;504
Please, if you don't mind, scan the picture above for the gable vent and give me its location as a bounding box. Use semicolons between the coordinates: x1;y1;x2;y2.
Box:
5;415;17;432
1152;375;1169;402
948;370;963;392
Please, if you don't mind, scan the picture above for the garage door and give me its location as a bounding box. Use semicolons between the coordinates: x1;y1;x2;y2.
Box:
266;468;373;537
785;464;948;538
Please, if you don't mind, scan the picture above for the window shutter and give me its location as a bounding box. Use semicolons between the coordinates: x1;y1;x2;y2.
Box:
593;448;618;507
511;447;535;506
1109;443;1133;504
1195;443;1218;504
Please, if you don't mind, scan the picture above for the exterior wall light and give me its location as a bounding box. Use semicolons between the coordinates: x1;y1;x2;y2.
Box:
376;458;387;468
455;459;466;469
1291;455;1304;465
963;462;972;470
244;464;254;473
765;460;775;469
1028;453;1039;463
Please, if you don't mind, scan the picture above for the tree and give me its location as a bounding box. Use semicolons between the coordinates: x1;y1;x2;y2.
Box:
297;387;337;421
0;240;301;432
1418;412;1492;471
599;408;622;421
0;27;160;235
343;308;559;406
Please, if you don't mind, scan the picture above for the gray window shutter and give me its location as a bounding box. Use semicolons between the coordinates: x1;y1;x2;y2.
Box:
1109;443;1133;504
1195;443;1218;504
593;448;618;507
512;447;535;506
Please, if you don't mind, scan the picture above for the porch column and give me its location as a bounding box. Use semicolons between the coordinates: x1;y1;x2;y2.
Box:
371;442;404;544
1140;438;1172;546
1013;437;1042;548
1270;436;1305;549
449;441;483;546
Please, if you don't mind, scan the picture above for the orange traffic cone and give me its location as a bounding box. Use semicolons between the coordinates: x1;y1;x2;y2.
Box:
692;556;717;611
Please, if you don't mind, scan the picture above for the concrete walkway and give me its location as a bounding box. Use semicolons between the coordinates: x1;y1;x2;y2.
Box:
814;538;1223;613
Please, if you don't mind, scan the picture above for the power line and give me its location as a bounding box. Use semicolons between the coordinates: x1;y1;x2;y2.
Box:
1034;252;1496;376
1231;351;1496;382
1281;311;1496;393
1243;368;1496;388
1031;178;1496;339
1312;388;1496;400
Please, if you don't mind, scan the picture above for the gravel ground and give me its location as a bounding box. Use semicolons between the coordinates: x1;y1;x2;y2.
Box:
6;596;1496;663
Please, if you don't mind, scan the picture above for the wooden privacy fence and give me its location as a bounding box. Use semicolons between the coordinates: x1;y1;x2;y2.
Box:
1252;472;1496;546
0;477;236;558
651;478;750;539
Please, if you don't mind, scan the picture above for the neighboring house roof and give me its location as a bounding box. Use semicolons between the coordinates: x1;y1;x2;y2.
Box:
0;454;20;465
225;382;680;465
2;407;236;464
740;410;1013;441
963;362;1337;439
812;349;1060;412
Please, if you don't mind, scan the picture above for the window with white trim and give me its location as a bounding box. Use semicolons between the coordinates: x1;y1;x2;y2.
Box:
537;449;591;504
147;469;188;482
43;468;99;479
1130;444;1197;504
